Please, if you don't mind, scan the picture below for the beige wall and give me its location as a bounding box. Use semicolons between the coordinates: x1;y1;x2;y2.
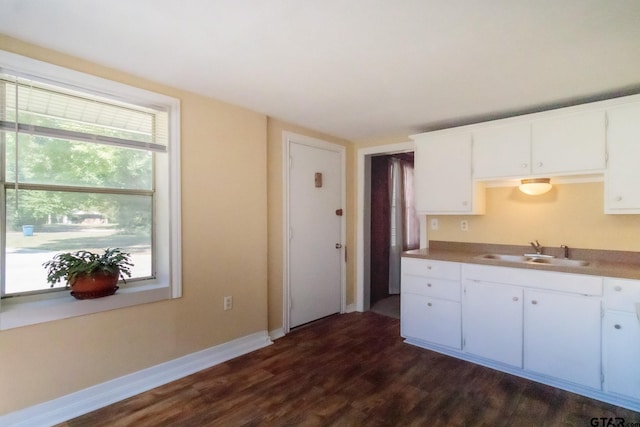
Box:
0;36;268;414
428;182;640;251
266;119;355;333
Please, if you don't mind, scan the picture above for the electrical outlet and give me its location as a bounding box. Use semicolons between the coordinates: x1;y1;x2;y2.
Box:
460;220;468;231
430;218;439;230
224;296;233;311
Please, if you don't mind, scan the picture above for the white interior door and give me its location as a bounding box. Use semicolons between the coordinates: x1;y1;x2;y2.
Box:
289;140;343;328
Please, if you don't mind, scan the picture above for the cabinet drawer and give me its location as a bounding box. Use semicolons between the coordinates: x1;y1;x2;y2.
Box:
605;278;640;312
402;275;461;301
401;293;462;349
402;257;460;280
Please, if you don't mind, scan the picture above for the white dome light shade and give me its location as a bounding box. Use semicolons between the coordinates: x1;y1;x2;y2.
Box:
519;178;552;195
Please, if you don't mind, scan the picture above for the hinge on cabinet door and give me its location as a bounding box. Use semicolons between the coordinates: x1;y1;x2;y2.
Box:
604;114;609;165
463;338;466;349
601;372;605;385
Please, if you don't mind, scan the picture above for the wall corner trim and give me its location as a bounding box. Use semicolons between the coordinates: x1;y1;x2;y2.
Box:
0;331;273;427
269;328;285;340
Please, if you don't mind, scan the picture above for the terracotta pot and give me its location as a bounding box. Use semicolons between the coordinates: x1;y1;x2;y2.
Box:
70;270;120;300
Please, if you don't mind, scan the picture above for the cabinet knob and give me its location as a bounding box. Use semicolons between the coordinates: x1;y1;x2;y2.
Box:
614;286;622;292
427;283;432;287
537;162;543;168
614;324;622;330
531;300;538;305
427;302;432;307
513;296;519;301
521;163;528;168
615;196;623;202
462;201;468;206
427;266;432;270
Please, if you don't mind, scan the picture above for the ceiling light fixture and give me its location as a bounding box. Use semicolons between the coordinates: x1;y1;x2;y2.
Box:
519;178;552;195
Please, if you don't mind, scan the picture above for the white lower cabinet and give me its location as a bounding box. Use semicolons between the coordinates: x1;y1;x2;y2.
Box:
401;258;462;349
463;280;523;367
402;259;640;411
523;289;602;389
402;294;461;349
604;311;640;398
603;278;640;399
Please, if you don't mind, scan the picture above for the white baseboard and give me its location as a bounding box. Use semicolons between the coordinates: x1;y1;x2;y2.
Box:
269;327;285;340
345;303;357;313
0;331;272;427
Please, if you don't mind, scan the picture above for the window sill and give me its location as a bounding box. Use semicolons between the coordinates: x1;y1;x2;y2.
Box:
0;283;173;330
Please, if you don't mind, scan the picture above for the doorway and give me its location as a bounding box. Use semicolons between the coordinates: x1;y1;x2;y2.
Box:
369;153;419;318
356;141;423;313
283;133;346;332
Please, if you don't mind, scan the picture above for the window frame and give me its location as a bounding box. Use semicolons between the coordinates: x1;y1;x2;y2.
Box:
0;50;182;330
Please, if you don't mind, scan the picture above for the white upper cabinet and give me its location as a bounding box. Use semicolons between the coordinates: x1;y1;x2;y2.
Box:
414;132;485;214
605;102;640;213
531;110;606;175
473;123;531;179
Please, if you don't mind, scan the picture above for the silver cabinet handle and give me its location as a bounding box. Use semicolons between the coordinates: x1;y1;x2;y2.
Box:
615;196;623;202
614;324;622;330
427;283;432;287
427;302;432;307
537;162;543;167
614;286;622;292
531;300;538;305
513;297;519;301
521;163;528;168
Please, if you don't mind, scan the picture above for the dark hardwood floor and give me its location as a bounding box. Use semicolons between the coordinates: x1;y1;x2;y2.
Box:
59;312;639;426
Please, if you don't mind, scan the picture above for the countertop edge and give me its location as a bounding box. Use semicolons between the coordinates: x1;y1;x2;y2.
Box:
402;246;640;281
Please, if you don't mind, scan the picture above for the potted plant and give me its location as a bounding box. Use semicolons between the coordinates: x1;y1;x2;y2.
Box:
43;248;133;300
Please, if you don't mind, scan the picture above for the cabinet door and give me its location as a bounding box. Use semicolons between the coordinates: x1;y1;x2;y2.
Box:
604;311;640;398
473;123;531;179
524;289;601;389
532;110;606;175
401;293;462;349
463;281;523;367
605;103;640;213
414;133;484;214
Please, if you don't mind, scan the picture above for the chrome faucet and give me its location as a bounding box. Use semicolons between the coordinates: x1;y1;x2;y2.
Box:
561;244;569;259
529;240;542;255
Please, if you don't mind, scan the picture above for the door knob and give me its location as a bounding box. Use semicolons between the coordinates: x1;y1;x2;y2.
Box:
335;243;342;249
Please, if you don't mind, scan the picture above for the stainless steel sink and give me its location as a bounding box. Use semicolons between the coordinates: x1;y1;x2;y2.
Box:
528;258;590;267
476;253;590;267
476;254;533;262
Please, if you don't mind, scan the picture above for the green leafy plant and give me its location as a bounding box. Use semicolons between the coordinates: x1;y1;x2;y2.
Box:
43;248;133;287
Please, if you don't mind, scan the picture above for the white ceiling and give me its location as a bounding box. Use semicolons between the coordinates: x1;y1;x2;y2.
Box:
1;0;640;141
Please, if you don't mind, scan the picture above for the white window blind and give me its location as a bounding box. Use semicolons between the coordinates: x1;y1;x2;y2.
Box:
0;72;168;152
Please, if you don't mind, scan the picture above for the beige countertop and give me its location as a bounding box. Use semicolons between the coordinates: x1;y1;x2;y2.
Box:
403;241;640;280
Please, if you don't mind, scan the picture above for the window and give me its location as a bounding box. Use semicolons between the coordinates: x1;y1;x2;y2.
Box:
0;51;181;329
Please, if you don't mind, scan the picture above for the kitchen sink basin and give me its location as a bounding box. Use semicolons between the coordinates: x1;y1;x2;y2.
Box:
476;254;533;262
476;253;590;267
528;258;590;267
